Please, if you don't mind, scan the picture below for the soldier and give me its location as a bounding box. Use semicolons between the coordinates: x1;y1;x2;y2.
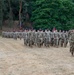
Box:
34;30;38;46
62;31;68;47
60;31;65;47
23;30;28;46
44;30;47;47
13;31;17;40
44;29;50;47
69;31;74;56
29;29;34;47
9;31;12;38
37;29;44;47
18;30;22;40
63;31;68;47
6;31;9;38
58;30;63;47
26;29;33;47
50;31;54;46
53;30;59;47
32;29;36;46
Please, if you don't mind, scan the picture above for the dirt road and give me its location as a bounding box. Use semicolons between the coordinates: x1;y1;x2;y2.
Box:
0;37;74;75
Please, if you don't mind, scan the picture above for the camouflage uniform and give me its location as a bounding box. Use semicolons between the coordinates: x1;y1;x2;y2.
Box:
53;31;59;47
58;31;62;47
44;30;50;47
13;32;17;40
69;32;74;56
37;30;44;47
63;32;68;47
34;31;38;46
23;30;28;46
29;30;34;47
60;32;64;47
50;32;54;46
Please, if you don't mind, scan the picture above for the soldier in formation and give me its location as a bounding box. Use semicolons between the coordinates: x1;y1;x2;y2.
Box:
69;30;74;56
2;29;69;48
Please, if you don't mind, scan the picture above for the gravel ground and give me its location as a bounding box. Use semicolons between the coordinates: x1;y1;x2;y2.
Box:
0;37;74;75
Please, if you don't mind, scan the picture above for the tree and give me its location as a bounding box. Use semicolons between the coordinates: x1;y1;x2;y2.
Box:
8;0;13;27
31;0;74;30
0;0;74;30
19;0;22;29
0;0;4;30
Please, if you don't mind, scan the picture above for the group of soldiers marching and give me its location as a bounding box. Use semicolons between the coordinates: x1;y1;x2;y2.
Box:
2;29;74;56
2;29;69;48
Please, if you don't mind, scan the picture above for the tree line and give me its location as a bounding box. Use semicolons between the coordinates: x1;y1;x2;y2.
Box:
0;0;74;30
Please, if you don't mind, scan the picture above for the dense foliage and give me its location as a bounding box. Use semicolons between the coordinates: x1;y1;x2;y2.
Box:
0;0;74;30
31;0;74;30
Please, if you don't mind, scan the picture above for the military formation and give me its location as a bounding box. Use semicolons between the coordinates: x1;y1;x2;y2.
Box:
2;29;69;48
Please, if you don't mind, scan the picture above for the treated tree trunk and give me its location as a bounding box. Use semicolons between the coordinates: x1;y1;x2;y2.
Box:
8;0;13;28
19;0;22;29
0;0;3;30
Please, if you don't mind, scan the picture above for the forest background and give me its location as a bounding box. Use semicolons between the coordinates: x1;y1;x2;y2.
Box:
0;0;74;30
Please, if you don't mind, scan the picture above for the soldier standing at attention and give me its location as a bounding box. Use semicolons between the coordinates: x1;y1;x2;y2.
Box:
69;30;74;56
